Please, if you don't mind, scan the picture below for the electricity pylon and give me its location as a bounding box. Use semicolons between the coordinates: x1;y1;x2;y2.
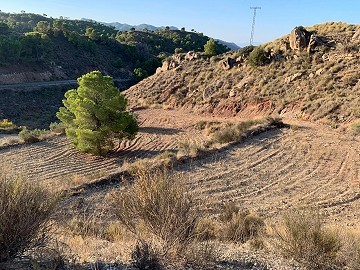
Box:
250;7;261;45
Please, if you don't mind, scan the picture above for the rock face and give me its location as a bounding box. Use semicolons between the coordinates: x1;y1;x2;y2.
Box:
289;26;312;52
156;51;200;73
289;26;334;54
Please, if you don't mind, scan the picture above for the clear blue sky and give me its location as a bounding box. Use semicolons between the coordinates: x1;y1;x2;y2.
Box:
1;0;359;46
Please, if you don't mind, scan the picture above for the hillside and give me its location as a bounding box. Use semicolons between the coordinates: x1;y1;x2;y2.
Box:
125;22;360;127
0;12;229;84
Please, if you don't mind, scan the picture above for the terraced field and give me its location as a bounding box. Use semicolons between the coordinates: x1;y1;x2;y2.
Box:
1;108;359;227
0;108;212;188
181;122;360;226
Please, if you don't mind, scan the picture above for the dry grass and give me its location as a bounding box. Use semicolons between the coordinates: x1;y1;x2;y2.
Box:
111;168;199;263
219;203;265;244
273;209;341;269
209;117;282;145
0;168;57;262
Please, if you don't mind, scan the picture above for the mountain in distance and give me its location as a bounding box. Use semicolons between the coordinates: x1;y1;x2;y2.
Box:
82;18;240;50
215;39;240;50
81;18;178;32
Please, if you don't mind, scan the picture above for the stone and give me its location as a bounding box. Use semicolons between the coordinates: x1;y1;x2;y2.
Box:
221;57;236;70
185;51;200;61
229;89;236;97
289;26;312;52
316;68;324;76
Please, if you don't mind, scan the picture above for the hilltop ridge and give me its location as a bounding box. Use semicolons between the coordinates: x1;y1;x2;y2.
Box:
125;22;360;127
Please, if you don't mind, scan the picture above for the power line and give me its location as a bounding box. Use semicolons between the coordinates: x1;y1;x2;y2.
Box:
250;7;261;45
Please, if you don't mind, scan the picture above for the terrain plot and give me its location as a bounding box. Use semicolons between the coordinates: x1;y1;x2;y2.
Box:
1;108;359;228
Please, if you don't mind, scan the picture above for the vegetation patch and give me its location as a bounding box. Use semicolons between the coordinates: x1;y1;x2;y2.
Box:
273;209;341;269
0;168;57;262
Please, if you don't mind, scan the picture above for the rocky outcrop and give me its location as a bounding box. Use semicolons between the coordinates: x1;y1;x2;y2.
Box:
289;26;312;52
289;26;335;54
185;51;200;61
156;51;200;73
352;29;360;43
221;57;237;70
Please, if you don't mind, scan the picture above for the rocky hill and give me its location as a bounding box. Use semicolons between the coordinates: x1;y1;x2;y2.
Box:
125;22;360;126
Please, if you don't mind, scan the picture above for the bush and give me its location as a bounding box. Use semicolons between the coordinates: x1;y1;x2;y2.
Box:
49;122;65;134
131;241;163;270
112;168;198;254
237;45;255;58
351;121;360;134
274;210;341;269
0;170;57;262
0;119;15;129
248;46;267;66
221;204;265;243
210;120;259;144
19;127;49;143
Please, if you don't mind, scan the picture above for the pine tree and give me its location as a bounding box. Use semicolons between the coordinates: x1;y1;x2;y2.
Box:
204;39;217;56
57;71;138;155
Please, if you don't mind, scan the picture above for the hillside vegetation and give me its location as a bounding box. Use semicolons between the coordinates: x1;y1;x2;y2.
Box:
126;22;360;126
0;12;229;83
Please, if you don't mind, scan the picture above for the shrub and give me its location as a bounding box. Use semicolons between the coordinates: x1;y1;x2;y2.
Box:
223;210;265;243
237;45;255;58
131;241;163;270
195;218;220;241
274;210;341;269
19;127;49;143
112;168;198;254
49;122;65;134
0;170;57;262
248;46;267;66
0;119;15;129
210;120;259;144
351;121;360;134
338;231;360;270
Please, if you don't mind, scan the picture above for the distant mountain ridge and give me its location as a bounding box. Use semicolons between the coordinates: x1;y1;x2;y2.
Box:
82;18;240;50
81;18;178;32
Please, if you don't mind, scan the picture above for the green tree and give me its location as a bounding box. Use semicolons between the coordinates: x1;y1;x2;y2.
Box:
248;46;267;66
56;71;138;155
204;38;217;56
34;21;51;34
85;27;99;41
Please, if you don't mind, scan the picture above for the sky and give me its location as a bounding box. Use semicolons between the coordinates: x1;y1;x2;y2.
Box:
1;0;359;46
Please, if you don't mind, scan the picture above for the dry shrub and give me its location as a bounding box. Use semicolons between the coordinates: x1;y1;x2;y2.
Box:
131;241;163;270
219;203;265;243
112;168;198;255
210;118;282;145
195;218;220;241
223;212;265;243
0;170;57;262
338;231;360;270
351;121;360;135
19;128;52;143
274;210;341;269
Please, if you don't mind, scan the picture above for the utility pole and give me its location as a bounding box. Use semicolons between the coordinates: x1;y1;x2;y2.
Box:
250;7;261;45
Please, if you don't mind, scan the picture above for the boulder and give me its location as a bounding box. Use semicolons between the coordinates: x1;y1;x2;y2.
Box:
289;26;312;52
351;29;360;43
221;57;237;70
185;51;200;61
